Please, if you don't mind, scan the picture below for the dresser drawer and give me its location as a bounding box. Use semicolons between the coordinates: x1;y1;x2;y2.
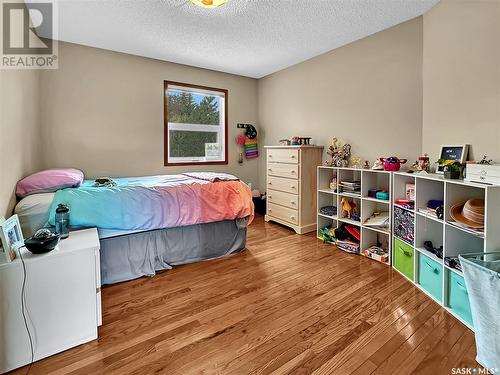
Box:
268;189;299;209
267;176;299;194
267;148;299;164
267;163;299;179
267;203;299;225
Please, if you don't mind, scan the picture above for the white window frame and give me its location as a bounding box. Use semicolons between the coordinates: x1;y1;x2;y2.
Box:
165;83;227;165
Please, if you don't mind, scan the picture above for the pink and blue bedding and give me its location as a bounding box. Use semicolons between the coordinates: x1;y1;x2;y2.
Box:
46;172;254;232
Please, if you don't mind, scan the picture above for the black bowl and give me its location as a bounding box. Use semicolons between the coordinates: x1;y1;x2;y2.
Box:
24;233;60;254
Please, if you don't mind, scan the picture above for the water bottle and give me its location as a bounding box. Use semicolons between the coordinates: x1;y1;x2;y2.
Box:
55;203;70;239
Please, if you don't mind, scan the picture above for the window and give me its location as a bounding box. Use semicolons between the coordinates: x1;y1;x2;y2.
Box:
164;81;228;165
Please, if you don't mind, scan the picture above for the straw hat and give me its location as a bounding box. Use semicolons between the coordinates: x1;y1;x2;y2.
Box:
450;199;485;229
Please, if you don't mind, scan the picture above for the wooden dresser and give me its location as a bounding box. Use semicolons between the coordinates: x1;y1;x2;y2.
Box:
264;145;324;234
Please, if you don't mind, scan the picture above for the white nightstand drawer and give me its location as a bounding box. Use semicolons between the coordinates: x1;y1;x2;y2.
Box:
267;203;299;225
267;148;299;164
268;189;299;209
267;176;299;194
267;162;299;179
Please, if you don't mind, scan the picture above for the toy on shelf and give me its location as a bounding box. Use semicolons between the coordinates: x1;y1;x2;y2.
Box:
405;183;415;201
350;156;362;169
340;197;359;220
375;190;389;200
327;138;351;167
363;246;389;263
291;137;301;145
418;154;430;173
478;155;493;165
380;157;407;171
329;175;338;192
371;159;384;170
364;160;370;169
409;154;431;174
320;226;336;243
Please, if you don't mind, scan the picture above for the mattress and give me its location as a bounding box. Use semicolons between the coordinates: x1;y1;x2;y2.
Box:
14;193;146;239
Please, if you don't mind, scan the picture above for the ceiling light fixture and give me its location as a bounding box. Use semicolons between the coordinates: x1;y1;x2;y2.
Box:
191;0;227;8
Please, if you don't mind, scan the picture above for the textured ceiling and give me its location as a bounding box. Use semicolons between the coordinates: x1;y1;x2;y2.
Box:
38;0;439;78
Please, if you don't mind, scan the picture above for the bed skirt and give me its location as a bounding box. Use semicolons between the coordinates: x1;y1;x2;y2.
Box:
100;218;249;285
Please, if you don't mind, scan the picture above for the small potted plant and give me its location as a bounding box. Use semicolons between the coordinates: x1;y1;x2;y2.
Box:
437;159;463;179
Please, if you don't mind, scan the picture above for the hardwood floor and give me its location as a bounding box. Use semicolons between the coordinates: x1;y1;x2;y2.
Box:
14;215;478;374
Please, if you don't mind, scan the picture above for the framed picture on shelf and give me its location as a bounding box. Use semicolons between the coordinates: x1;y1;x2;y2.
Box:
0;215;25;262
436;144;469;173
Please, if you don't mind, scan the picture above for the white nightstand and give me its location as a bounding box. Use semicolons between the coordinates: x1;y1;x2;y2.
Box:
0;228;101;374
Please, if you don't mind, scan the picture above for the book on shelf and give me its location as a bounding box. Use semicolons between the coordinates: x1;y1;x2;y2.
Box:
339;180;361;195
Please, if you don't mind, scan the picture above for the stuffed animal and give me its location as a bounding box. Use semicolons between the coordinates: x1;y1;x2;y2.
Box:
327;138;351;167
371;159;384;170
341;197;355;219
350;156;362;169
93;177;117;187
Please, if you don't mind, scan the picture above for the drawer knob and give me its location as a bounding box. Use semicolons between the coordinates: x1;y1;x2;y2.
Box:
290;155;295;159
291;170;295;174
291;201;295;205
291;186;295;189
269;195;272;199
290;216;295;220
269;209;272;212
268;168;272;171
268;182;272;185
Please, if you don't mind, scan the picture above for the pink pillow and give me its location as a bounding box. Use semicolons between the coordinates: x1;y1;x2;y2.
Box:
16;168;84;198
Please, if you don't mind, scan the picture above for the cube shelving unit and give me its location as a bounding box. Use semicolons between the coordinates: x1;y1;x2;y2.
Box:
317;166;392;265
392;172;500;331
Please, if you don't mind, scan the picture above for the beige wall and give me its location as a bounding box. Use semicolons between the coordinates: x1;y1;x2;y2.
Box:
0;70;42;217
39;42;260;187
422;0;500;162
257;18;423;190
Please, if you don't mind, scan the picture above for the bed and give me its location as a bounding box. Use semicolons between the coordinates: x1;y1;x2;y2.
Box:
15;172;254;285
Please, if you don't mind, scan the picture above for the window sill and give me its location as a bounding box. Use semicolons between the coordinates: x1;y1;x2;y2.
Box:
164;160;228;167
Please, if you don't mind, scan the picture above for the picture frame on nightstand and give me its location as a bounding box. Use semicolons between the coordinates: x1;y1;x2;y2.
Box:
0;215;25;262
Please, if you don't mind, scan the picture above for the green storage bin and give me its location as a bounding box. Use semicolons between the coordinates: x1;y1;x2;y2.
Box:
394;238;414;280
418;252;443;302
447;271;473;327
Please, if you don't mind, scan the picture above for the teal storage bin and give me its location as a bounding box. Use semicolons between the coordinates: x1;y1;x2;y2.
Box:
447;270;473;327
418;252;443;302
394;238;414;280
